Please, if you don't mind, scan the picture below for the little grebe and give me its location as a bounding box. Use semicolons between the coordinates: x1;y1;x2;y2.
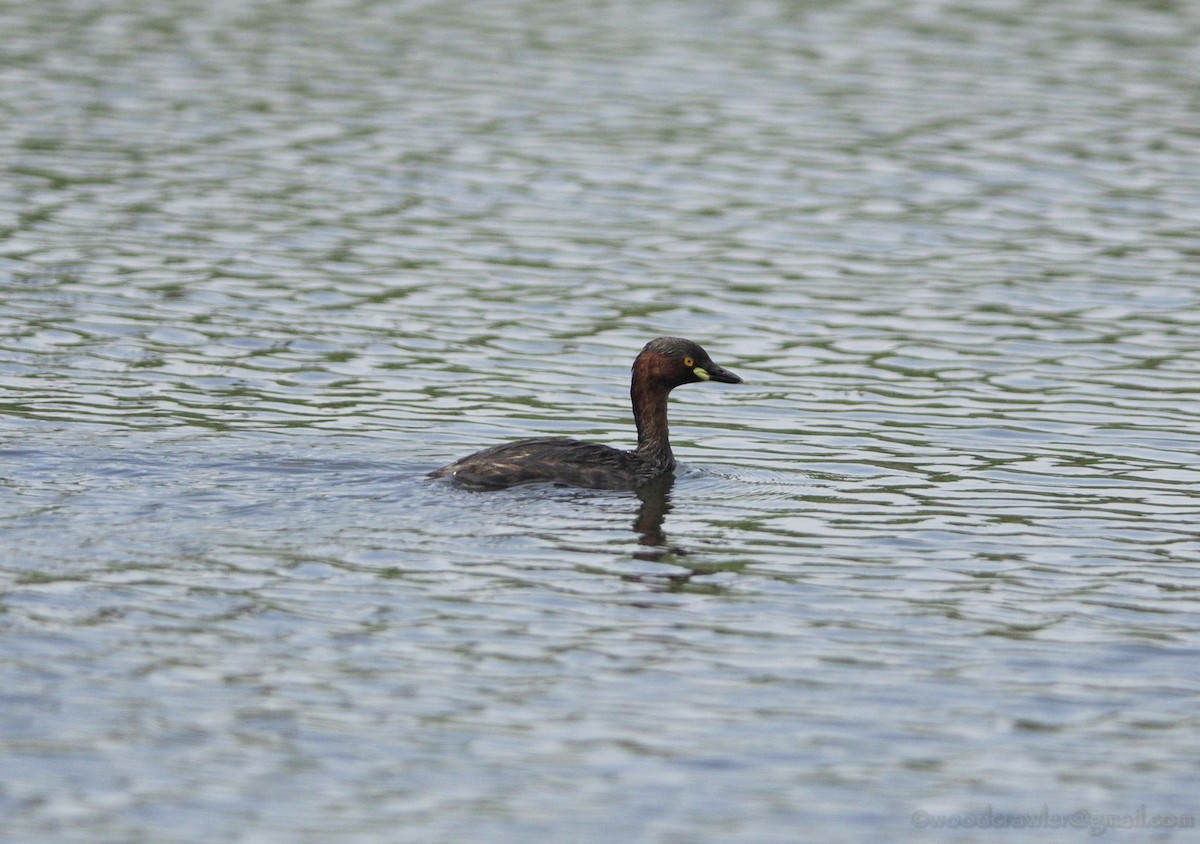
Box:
430;337;743;489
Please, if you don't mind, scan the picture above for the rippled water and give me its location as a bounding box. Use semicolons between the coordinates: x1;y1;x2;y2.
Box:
4;0;1200;841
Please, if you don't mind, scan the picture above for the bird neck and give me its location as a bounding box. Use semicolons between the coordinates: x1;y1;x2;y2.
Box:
631;373;674;469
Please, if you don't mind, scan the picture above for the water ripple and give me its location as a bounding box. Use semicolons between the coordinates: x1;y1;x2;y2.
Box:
4;0;1200;840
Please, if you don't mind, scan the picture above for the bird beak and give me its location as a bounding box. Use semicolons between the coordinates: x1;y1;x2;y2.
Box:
695;363;743;384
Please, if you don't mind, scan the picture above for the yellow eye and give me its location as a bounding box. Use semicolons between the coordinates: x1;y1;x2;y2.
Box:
683;356;695;368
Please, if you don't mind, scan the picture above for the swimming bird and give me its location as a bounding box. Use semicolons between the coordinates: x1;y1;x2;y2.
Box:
429;337;743;489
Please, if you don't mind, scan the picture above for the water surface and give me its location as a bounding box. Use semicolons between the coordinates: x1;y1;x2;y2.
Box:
3;1;1200;841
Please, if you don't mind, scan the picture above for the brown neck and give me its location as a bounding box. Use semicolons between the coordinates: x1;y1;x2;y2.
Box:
631;371;674;469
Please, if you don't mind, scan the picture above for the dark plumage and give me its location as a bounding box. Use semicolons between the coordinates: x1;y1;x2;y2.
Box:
429;337;743;490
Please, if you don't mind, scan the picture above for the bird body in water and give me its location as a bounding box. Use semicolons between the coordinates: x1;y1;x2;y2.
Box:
430;337;743;490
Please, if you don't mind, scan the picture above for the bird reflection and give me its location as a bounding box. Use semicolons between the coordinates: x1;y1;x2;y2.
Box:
627;474;748;593
626;474;718;593
632;474;679;562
